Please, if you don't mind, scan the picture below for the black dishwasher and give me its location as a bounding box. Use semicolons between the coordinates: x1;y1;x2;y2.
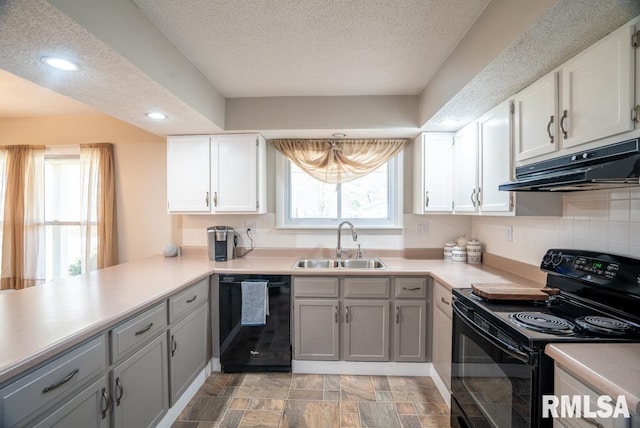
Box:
218;274;291;372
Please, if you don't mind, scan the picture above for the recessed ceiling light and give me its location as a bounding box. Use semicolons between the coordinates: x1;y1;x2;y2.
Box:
146;112;168;120
40;56;78;71
332;133;346;138
439;119;459;127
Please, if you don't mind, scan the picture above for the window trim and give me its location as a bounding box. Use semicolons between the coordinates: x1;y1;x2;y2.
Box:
275;149;403;230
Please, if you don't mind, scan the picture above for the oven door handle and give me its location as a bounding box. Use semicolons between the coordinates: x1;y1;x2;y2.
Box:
453;300;534;365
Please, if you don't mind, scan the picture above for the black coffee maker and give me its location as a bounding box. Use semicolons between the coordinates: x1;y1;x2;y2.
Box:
207;226;236;261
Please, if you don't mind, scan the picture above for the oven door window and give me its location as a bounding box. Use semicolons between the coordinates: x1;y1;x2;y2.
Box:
452;307;534;428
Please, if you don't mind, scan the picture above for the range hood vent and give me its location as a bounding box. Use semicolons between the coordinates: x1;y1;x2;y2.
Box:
499;138;640;192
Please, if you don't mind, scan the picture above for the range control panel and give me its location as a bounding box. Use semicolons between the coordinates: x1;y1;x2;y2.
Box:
541;249;640;291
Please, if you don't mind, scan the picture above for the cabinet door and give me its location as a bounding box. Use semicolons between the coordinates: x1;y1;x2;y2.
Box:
32;377;109;428
294;299;339;360
432;306;452;390
112;334;168;428
453;122;479;213
169;303;208;406
393;301;427;362
167;136;211;213
343;300;389;362
478;100;512;213
560;24;635;149
211;134;263;213
514;72;559;162
413;133;454;213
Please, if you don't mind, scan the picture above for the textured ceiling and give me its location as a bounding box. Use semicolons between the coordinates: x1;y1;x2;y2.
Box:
131;0;490;97
0;1;639;138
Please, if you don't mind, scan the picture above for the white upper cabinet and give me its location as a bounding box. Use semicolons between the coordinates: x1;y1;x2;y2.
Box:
412;133;453;213
167;136;211;213
513;72;559;162
452;122;479;213
478;100;512;213
211;134;266;213
515;18;637;164
166;134;266;214
560;23;635;149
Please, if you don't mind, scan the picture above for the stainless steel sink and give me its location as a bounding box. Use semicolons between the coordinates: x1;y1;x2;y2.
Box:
293;257;388;270
294;258;341;269
340;258;387;269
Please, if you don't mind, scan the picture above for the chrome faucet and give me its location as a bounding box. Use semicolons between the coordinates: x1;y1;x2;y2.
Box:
336;221;358;260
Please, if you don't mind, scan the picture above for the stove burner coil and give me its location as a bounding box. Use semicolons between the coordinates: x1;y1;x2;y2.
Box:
575;316;639;336
509;312;575;335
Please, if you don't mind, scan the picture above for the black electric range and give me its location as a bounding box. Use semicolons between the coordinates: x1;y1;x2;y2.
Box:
450;249;640;428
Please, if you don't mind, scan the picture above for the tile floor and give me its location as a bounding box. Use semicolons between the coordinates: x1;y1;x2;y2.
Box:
172;372;450;428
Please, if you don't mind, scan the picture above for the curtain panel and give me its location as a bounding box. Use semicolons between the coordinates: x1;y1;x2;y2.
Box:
0;145;45;290
80;143;118;270
270;139;409;184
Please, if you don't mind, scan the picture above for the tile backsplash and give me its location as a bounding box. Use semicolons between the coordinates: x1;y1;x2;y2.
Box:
472;189;640;266
180;213;471;251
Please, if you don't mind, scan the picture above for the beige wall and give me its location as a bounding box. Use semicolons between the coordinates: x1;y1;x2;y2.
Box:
0;114;170;262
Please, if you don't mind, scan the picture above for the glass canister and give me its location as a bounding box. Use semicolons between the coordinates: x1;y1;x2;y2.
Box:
451;245;467;262
467;239;482;264
444;241;456;260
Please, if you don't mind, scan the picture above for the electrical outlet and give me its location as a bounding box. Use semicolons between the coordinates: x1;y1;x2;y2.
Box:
244;222;258;234
416;222;428;234
506;225;513;242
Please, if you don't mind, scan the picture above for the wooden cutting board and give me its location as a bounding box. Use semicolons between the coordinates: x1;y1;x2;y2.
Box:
471;283;559;301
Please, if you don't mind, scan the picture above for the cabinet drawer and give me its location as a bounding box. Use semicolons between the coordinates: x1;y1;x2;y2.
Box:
344;278;389;298
111;303;167;363
434;281;452;319
169;277;209;323
395;278;427;299
294;277;339;298
0;336;106;428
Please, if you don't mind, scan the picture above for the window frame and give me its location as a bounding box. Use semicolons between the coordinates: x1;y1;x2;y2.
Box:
275;149;403;229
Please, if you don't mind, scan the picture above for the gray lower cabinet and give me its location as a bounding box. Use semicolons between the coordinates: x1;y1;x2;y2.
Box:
393;300;427;362
32;376;110;428
169;303;208;405
294;299;340;360
343;300;389;362
432;281;452;389
111;333;168;428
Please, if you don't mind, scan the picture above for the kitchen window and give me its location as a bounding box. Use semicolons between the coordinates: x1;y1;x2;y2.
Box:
44;153;97;282
276;151;403;228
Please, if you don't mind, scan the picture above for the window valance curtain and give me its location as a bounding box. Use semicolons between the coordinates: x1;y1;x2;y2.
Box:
270;139;409;184
80;143;118;270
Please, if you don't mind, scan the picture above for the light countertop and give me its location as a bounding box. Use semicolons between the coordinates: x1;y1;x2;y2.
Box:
0;253;540;384
546;343;640;415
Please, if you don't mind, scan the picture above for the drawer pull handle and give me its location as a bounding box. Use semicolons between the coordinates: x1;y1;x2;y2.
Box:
546;115;555;144
171;334;178;357
441;297;450;305
134;322;154;336
403;286;421;291
100;387;112;419
42;368;79;393
560;109;568;139
186;295;197;304
115;377;124;406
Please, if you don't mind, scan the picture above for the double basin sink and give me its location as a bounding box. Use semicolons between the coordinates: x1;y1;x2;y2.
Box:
294;257;388;270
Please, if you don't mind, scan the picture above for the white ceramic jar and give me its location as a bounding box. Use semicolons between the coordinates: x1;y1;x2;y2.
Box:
451;245;467;262
467;239;482;264
444;241;456;260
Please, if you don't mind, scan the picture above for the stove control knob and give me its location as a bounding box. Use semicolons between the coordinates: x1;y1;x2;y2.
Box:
551;252;563;266
542;253;552;265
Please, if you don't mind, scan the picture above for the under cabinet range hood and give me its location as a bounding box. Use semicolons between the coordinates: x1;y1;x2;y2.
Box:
499;138;640;192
